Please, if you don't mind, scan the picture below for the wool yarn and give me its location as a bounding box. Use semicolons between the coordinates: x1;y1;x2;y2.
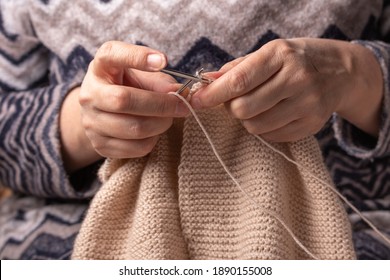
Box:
72;102;356;260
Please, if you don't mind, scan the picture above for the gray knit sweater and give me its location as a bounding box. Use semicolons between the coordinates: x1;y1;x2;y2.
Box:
0;0;389;259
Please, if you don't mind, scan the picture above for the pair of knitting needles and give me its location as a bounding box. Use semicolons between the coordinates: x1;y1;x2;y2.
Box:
161;68;214;94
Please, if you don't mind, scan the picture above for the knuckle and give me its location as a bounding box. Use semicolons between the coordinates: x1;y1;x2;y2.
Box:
274;40;302;67
227;68;250;94
264;39;291;56
110;89;131;112
78;88;91;106
128;120;146;139
81;116;94;132
79;79;95;107
96;41;115;63
274;39;295;57
230;98;250;119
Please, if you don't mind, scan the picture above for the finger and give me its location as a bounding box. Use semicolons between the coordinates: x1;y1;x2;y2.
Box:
239;97;302;135
90;134;160;158
219;56;247;73
124;69;181;92
260;119;315;143
201;71;224;80
225;74;293;120
191;46;283;109
89;112;173;140
93;41;167;75
93;84;189;117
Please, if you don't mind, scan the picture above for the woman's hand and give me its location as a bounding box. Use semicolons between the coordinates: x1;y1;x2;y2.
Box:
80;41;190;158
191;38;383;142
60;41;189;172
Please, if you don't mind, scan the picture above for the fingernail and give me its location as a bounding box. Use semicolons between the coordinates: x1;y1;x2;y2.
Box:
147;54;165;70
176;102;190;116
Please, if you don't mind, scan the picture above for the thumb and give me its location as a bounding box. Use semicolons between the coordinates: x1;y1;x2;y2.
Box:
94;41;167;73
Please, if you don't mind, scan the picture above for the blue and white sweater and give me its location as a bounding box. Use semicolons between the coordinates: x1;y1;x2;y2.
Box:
0;0;389;259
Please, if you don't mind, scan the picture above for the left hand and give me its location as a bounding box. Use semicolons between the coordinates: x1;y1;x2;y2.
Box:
190;38;383;142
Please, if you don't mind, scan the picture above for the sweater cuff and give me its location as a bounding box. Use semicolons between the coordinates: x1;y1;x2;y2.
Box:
332;40;390;159
51;77;101;199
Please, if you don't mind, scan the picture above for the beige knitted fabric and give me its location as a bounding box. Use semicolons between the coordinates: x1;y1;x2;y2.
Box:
72;105;356;260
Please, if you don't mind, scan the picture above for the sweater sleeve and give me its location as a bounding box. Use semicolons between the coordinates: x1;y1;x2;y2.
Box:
0;3;99;199
332;2;390;159
332;40;390;159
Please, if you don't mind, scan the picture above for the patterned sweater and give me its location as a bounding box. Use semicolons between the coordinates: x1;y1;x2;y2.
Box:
0;0;390;259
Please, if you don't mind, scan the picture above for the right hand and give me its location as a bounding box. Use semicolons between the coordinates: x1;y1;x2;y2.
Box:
79;41;189;159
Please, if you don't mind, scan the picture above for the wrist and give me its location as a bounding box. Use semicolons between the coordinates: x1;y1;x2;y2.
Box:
59;86;103;173
335;41;383;136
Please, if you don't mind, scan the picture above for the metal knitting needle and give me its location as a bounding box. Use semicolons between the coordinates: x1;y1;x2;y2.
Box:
176;79;193;95
161;68;214;84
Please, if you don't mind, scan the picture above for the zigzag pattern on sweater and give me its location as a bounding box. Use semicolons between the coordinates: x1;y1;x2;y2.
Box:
0;195;87;259
0;0;389;260
0;24;381;200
